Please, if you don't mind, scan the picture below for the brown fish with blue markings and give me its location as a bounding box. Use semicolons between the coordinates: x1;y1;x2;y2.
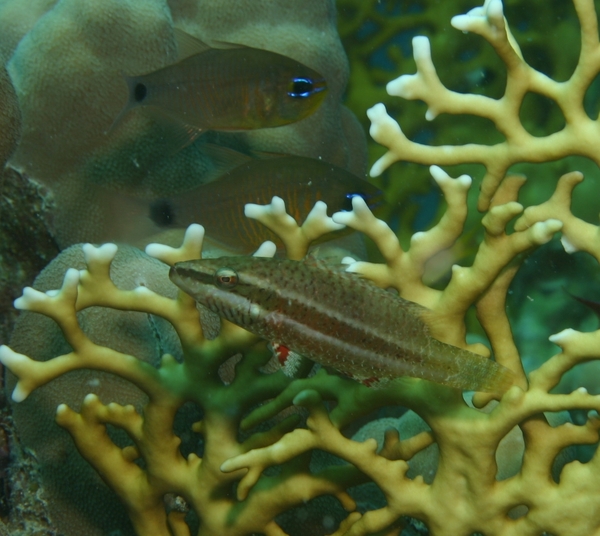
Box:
111;29;327;148
149;152;384;253
170;256;515;393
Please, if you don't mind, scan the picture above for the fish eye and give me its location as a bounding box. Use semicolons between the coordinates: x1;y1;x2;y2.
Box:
288;77;314;98
215;268;238;289
134;83;147;102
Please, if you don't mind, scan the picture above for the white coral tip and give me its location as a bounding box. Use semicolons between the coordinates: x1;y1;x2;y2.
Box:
351;195;371;212
430;166;472;189
386;75;412;97
344;261;364;274
133;286;153;296
0;345;21;366
306;201;345;232
369;158;386;178
145;242;173;259
332;195;371;225
530;219;562;244
549;328;577;344
429;165;449;184
63;268;80;290
146;224;205;260
367;102;403;139
254;241;277;258
411;231;426;245
270;196;286;213
12;384;28;403
451;1;490;31
14;287;46;309
83;243;118;265
450;15;472;32
412;35;431;62
366;102;388;123
84;393;99;404
560;234;578;254
182;223;205;247
245;196;285;219
487;0;505;22
243;204;261;219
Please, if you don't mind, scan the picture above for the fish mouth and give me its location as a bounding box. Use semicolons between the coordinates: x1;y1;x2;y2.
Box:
169;263;197;287
169;265;182;285
169;264;200;298
169;261;216;295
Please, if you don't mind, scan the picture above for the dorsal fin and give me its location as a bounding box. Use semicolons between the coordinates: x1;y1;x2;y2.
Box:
302;249;351;269
209;39;247;50
173;28;213;60
202;143;253;167
251;150;288;160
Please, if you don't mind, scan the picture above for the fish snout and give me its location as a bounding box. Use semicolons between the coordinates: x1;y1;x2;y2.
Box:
168;265;181;284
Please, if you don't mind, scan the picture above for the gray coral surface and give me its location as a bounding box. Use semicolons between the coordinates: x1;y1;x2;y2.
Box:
3;0;367;248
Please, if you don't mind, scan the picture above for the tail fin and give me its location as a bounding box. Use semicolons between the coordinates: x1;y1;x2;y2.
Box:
475;360;516;394
452;344;516;394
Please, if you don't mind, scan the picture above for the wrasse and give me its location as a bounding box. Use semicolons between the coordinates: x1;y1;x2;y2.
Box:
148;151;384;253
170;256;515;393
111;29;327;149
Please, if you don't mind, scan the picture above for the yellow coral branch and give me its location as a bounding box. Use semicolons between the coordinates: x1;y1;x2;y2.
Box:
368;0;600;210
245;196;345;260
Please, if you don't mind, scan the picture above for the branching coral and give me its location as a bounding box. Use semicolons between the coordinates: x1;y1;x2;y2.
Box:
222;169;600;536
2;161;600;535
367;0;600;211
1;221;362;536
337;0;584;220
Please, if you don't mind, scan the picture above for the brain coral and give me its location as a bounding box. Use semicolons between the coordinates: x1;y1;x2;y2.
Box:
4;0;367;248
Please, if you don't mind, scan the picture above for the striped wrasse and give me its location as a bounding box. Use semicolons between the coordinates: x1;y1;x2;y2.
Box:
170;256;515;393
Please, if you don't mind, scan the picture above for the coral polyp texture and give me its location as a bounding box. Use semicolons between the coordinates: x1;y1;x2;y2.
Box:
5;0;600;535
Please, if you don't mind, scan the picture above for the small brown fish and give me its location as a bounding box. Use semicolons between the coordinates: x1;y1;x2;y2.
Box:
170;256;515;393
111;29;327;148
148;151;384;253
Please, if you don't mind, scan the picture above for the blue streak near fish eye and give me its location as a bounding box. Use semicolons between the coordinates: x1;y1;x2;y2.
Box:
288;77;327;98
346;192;368;200
342;192;382;212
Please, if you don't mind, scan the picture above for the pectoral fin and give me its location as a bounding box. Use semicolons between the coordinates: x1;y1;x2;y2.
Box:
145;107;205;154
